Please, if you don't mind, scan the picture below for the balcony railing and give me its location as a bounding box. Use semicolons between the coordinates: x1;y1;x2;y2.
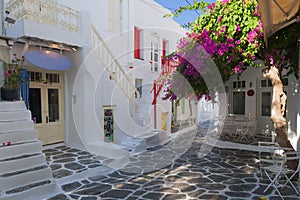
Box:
5;0;79;32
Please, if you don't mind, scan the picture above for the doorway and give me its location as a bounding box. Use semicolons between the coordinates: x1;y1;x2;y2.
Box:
161;112;167;131
28;71;64;145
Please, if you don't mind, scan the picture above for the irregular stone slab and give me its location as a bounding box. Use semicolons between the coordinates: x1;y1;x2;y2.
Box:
81;196;97;200
53;169;73;179
187;189;205;198
65;163;85;170
61;181;82;192
142;192;164;199
50;164;62;171
229;184;256;192
198;194;227;200
52;153;78;159
155;187;179;193
53;158;76;163
197;183;226;190
162;194;187;200
114;183;140;190
187;177;212;184
74;183;111;195
223;178;245;185
225;191;252;198
47;194;69;200
101;189;132;199
208;174;231;183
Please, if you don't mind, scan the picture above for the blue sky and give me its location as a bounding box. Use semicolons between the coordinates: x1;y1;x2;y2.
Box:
153;0;215;25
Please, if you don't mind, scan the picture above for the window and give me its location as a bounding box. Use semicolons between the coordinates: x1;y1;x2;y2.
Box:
233;80;245;89
108;0;121;33
233;91;245;114
135;78;142;98
134;27;143;59
150;34;159;72
261;92;271;116
261;78;288;88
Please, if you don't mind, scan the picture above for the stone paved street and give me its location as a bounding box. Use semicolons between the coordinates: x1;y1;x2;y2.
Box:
45;122;300;200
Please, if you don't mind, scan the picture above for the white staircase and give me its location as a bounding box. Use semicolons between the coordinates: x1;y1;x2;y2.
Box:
91;24;140;107
0;101;60;200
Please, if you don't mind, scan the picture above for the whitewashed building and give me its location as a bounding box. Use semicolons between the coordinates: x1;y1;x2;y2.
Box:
1;0;189;166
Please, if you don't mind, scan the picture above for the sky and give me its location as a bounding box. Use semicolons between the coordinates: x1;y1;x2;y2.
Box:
153;0;215;26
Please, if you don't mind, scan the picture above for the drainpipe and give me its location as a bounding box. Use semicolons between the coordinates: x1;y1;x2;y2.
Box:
152;80;157;129
1;0;5;35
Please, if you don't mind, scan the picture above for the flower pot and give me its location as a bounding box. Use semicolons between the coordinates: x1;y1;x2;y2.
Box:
1;88;20;101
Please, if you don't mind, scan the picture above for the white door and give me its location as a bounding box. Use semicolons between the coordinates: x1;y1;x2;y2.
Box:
29;71;64;145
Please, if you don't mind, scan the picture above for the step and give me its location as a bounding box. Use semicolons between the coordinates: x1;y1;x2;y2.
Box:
0;129;38;144
120;138;146;153
0;167;53;192
0;101;26;112
0;141;43;160
0;154;46;176
0;120;34;133
136;130;170;148
0;110;31;122
87;142;130;169
0;180;60;200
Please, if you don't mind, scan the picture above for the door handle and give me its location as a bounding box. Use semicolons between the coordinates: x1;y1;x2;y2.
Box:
46;116;49;123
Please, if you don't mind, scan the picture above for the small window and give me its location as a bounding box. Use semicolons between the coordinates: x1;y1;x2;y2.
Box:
134;27;143;59
46;73;60;83
261;92;271;116
29;71;43;82
135;78;142;98
233;80;245;89
261;80;267;87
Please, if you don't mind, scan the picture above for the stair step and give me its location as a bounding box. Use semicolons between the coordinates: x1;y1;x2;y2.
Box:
0;101;26;111
0;141;43;160
0;167;53;192
0;154;46;176
0;120;34;133
0;110;31;122
0;165;48;178
0;180;60;200
0;129;38;144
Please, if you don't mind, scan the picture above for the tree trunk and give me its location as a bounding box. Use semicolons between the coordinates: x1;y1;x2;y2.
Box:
263;66;297;170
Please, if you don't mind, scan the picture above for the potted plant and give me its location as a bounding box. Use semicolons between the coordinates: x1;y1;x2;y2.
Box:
1;54;23;101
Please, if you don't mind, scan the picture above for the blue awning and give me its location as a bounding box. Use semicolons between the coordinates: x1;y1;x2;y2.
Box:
25;50;72;70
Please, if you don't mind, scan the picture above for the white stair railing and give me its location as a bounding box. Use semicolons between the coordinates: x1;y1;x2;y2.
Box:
91;24;140;111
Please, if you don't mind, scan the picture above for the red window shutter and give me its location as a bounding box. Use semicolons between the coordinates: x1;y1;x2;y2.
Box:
162;40;167;58
134;27;140;58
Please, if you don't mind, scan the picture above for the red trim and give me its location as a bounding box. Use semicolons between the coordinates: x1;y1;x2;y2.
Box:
134;27;141;59
151;57;181;129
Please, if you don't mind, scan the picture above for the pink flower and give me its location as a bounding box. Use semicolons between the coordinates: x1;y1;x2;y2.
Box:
208;3;215;11
217;16;222;23
4;71;9;77
246;31;256;43
236;25;241;33
222;0;229;4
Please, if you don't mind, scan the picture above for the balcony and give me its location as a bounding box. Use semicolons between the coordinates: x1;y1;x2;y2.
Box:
5;0;87;47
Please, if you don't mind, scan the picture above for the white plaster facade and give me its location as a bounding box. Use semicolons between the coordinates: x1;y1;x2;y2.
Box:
1;0;187;163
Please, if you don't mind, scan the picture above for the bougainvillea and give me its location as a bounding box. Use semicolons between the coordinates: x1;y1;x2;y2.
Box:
165;0;264;101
